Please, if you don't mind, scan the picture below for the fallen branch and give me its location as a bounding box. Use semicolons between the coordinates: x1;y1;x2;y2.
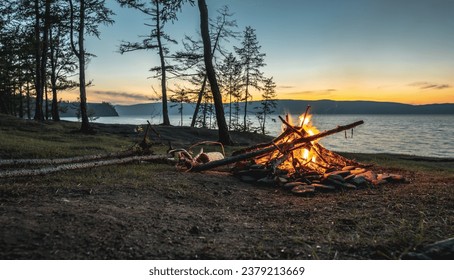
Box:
0;155;170;179
0;150;136;167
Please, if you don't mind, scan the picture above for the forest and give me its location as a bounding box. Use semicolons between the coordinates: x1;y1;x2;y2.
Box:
0;0;279;143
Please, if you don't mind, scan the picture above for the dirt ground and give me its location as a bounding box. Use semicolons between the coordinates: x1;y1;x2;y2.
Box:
0;118;453;259
1;161;453;259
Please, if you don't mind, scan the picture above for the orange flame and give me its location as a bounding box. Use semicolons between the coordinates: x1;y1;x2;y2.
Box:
256;113;324;174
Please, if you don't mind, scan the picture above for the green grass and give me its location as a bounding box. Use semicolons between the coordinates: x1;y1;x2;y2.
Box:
341;152;454;177
0;114;134;159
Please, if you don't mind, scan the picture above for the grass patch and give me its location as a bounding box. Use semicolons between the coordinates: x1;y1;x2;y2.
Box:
341;152;454;177
0;114;134;159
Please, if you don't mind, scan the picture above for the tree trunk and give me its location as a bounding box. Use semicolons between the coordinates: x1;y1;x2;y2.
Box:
33;0;43;121
190;12;225;128
26;81;31;119
69;0;92;133
190;75;207;127
49;27;60;121
155;1;170;126
19;81;23;119
243;74;249;131
45;83;49;120
40;0;51;121
197;0;233;145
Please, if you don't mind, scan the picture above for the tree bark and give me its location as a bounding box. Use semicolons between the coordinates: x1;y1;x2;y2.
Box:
197;0;233;145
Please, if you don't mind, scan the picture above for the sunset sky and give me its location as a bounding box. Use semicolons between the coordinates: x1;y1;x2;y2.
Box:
65;0;454;105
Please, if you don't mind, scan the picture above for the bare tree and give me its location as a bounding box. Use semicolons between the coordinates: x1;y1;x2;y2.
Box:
189;5;238;127
197;0;232;145
117;0;189;126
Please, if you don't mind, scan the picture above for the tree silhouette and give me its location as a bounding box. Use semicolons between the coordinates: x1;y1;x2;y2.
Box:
189;5;238;127
235;26;266;131
69;0;114;133
49;1;79;121
117;0;189;126
197;0;232;145
255;76;277;135
218;52;242;130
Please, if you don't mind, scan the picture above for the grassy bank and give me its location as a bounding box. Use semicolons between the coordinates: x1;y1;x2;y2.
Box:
0;114;453;259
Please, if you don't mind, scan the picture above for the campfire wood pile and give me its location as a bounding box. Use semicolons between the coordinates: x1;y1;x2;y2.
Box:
178;108;406;196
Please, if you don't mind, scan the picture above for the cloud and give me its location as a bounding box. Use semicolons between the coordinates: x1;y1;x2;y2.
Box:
408;82;451;90
278;85;296;89
299;89;337;95
92;90;157;101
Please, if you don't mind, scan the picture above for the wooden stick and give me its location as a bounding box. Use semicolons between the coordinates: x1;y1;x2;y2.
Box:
279;116;305;138
147;120;161;138
190;120;364;172
299;105;311;129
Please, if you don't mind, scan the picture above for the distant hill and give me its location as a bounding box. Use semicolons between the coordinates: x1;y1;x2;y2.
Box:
60;102;119;117
115;100;454;116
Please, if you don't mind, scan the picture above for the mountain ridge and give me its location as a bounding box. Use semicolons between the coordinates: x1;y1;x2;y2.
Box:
114;99;454;116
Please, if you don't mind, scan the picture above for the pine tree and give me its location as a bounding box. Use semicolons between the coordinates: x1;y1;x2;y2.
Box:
234;26;266;131
255;76;277;135
218;52;242;130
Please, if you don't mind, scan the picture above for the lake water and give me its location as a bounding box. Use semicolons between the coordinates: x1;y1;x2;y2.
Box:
62;114;454;158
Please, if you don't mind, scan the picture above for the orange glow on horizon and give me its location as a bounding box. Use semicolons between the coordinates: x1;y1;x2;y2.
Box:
59;83;454;106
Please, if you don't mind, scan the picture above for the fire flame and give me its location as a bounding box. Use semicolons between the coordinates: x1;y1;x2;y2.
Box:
256;112;323;174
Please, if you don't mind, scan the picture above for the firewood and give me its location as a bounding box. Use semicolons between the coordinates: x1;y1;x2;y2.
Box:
190;120;364;172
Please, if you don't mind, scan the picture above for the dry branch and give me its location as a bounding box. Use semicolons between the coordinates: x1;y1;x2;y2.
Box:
0;150;136;167
0;154;170;179
190;120;364;172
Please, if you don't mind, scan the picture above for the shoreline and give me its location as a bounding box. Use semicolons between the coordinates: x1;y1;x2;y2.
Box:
2;114;454;160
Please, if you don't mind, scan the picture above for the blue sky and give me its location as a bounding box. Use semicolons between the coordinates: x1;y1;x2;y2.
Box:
67;0;454;105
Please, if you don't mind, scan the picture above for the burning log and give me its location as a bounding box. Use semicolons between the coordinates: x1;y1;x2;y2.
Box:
190;120;364;172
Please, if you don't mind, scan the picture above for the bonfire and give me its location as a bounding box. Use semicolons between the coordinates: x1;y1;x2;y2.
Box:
174;106;405;196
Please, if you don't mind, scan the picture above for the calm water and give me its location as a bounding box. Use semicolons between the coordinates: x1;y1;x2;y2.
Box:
62;114;454;158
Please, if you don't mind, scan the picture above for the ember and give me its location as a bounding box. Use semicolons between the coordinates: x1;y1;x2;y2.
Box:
175;107;405;196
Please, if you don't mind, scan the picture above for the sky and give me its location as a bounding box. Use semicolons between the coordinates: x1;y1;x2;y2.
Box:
64;0;454;105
